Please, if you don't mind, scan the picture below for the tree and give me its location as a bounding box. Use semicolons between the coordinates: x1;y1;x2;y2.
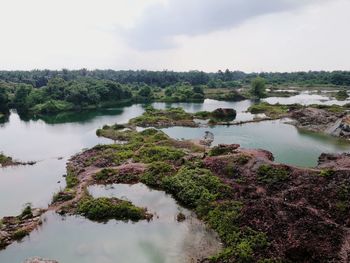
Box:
138;86;153;98
250;77;266;98
336;89;349;101
0;87;9;113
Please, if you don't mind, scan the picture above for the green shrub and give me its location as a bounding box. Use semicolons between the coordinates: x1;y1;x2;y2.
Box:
257;164;289;185
66;171;79;188
194;111;211;119
319;169;335;177
77;196;148;221
206;201;268;262
20;204;33;219
161;167;230;209
94;168;118;181
137;146;184;163
52;191;74;203
12;229;29;240
141;161;174;187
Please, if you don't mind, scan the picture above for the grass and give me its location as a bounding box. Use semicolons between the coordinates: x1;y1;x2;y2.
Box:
248;102;294;118
65;169;79;189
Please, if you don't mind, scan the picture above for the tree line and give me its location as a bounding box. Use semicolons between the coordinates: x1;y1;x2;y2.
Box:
1;69;350;88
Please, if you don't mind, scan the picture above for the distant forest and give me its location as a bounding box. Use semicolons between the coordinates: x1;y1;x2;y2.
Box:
0;69;350;118
1;69;350;87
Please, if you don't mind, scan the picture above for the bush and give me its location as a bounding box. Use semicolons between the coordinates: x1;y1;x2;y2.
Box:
66;171;79;188
206;201;268;262
52;191;74;203
141;161;174;187
161;167;230;209
257;164;290;185
12;229;29;240
94;168;118;181
137;146;184;163
20;204;33;219
77;196;148;221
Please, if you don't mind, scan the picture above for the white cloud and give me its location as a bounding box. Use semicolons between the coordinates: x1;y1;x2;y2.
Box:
0;0;348;71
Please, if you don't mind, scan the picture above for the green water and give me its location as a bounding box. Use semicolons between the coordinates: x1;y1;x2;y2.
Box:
0;184;221;263
0;97;350;262
161;119;350;167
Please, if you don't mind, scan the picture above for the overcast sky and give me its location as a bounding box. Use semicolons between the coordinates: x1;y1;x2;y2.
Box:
0;0;349;72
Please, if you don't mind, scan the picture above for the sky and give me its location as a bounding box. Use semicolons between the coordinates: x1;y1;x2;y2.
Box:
0;0;349;72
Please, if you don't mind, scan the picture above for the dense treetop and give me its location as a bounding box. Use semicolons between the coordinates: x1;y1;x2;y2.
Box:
0;69;350;87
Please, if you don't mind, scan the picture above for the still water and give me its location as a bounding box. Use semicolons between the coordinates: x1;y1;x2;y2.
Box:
161;119;350;167
0;183;221;263
0;97;350;262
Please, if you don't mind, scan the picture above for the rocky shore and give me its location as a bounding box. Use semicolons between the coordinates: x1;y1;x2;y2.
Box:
2;125;350;261
249;102;350;139
0;153;36;168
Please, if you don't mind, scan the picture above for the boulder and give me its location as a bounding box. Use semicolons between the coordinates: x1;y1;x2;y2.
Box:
211;108;237;120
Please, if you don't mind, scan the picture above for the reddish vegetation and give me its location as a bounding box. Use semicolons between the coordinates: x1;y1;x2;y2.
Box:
204;145;350;262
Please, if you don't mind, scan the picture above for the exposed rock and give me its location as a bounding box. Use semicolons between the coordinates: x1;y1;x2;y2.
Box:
318;152;350;169
289;107;350;139
199;131;214;146
211;108;237;120
290;107;341;132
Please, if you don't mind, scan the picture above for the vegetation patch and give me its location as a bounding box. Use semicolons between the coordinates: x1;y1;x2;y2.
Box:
0;153;13;166
161;167;231;211
335;89;349;101
65;169;79;189
248;102;296;118
52;190;75;203
257;164;290;185
136;145;185;163
77;196;151;222
129;106;196;128
141;161;175;187
12;228;29;240
206;201;269;262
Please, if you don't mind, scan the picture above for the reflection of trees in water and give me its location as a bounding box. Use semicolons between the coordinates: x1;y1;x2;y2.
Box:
17;108;125;125
181;213;222;262
296;127;350;149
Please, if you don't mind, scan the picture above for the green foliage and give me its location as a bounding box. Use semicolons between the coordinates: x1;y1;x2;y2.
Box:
162;83;205;102
194;111;211;119
257;164;290;185
206;201;268;262
209;146;233;156
52;191;74;203
20;204;33;219
129;106;194;127
141;161;174;187
335;89;349;101
94;168;117;181
66;170;79;188
137;145;184;163
12;229;29;240
10;78;132;115
161;167;229;209
319;169;335;177
0;86;9;113
77;196;148;221
250;77;266;98
248;102;292;117
0;153;12;165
